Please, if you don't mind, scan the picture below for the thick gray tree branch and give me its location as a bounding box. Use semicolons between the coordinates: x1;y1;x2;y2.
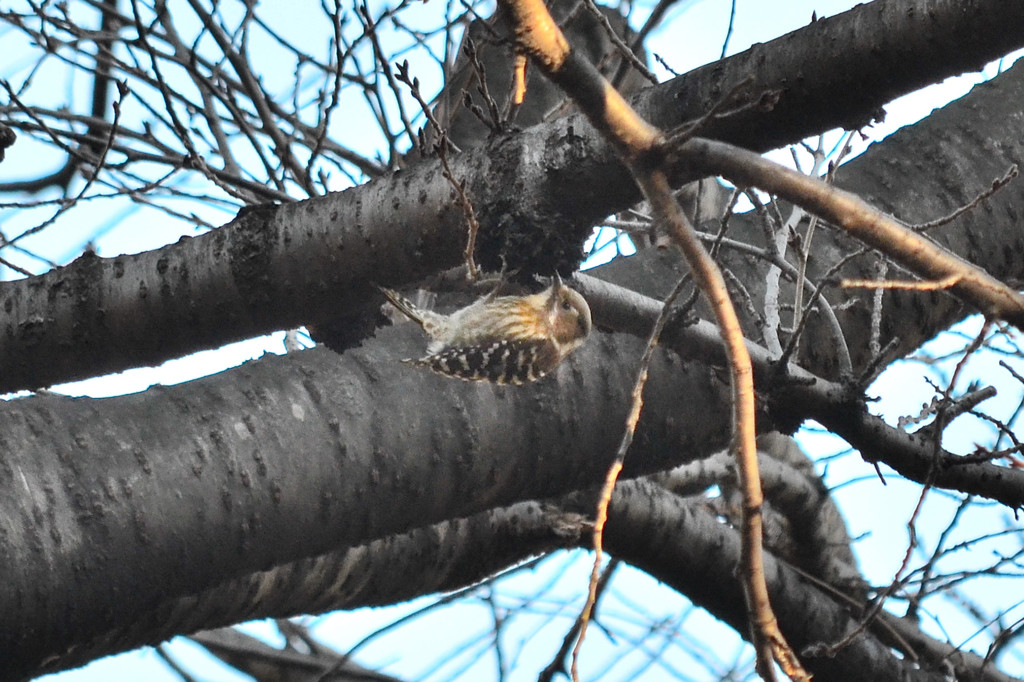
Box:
577;274;1024;508
631;0;1024;152
2;0;1023;393
0;326;732;678
24;463;1008;682
598;58;1024;380
579;481;1018;682
101;476;1015;682
43;497;562;677
7;273;1022;677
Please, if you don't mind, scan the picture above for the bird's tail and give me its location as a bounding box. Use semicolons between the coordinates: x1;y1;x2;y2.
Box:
379;287;426;328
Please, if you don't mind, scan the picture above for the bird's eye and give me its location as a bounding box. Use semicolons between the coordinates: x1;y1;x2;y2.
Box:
561;300;572;311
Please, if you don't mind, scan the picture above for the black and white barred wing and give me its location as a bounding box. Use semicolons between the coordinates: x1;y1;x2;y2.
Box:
407;338;562;384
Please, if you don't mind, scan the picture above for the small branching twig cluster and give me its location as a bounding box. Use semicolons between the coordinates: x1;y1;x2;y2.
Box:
0;0;479;271
394;59;482;279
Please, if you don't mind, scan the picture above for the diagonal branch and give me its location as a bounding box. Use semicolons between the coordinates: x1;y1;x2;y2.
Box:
575;274;1024;508
678;137;1024;329
3;0;1024;392
0;325;733;678
495;0;802;678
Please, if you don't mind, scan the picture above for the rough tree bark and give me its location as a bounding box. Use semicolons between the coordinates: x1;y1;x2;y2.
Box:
3;0;1023;392
1;0;1023;680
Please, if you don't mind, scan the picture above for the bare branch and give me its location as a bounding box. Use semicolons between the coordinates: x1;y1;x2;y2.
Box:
678;137;1024;329
495;0;804;676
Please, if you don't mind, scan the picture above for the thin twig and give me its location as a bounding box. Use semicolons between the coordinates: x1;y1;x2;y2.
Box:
581;0;658;85
841;273;963;291
394;61;481;278
539;560;620;682
0;77;127;242
358;2;418;165
0;254;35;277
498;1;808;677
662;75;757;148
185;0;314;193
678;137;1024;329
720;0;737;58
571;272;690;680
463;38;503;132
914;164;1019;233
790;130;855;359
811;482;933;658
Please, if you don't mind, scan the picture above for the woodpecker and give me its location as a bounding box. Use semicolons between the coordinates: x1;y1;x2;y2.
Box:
380;278;592;384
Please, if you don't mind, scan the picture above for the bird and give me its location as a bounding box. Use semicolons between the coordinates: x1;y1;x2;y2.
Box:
380;277;592;384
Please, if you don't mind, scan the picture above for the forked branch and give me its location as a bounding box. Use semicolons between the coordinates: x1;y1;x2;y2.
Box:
495;0;804;679
678;138;1024;328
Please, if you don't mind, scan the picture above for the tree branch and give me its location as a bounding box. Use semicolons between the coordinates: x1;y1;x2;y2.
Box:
496;0;802;676
576;274;1024;508
0;326;731;678
4;0;1024;392
677;137;1024;328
